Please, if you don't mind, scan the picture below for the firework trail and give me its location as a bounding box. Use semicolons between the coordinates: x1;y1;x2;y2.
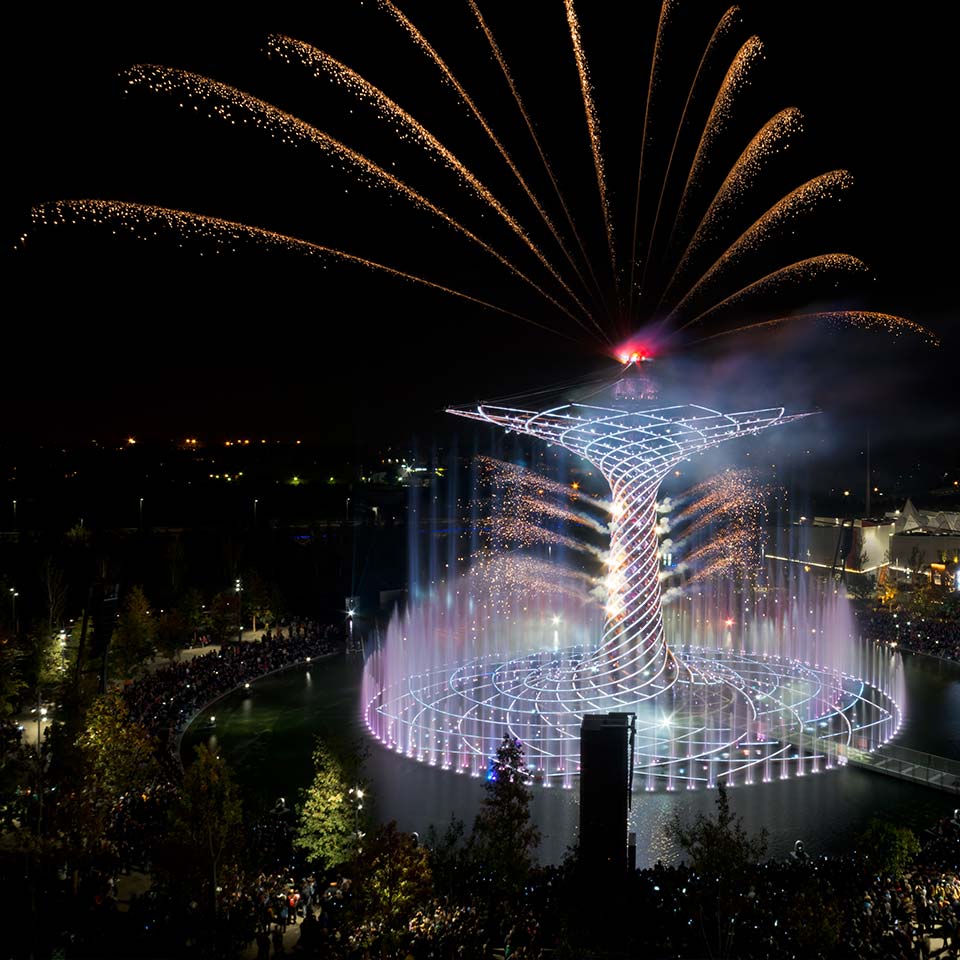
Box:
468;1;608;320
377;1;594;324
666;36;765;257
467;552;594;606
565;0;617;284
480;517;601;558
267;35;602;337
664;170;854;322
666;470;770;587
680;253;870;330
630;0;679;308
661;107;804;306
695;310;939;345
124;65;589;329
28;200;567;332
20;3;929;352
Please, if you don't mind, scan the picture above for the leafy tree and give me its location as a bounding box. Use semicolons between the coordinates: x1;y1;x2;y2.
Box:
241;571;273;633
156;608;188;660
470;735;540;901
295;739;367;871
424;815;468;899
856;818;920;878
111;585;155;678
179;587;209;645
355;822;432;947
209;590;240;646
22;621;69;692
78;689;159;800
0;639;25;716
169;745;244;915
668;782;768;958
41;558;67;636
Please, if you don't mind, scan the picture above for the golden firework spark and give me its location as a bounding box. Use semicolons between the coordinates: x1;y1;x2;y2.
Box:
631;3;740;304
565;0;617;281
29;199;563;332
680;253;870;330
665;170;854;322
124;64;584;328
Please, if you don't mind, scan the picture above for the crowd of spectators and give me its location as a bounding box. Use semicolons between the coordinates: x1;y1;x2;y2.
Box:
855;603;960;662
614;813;960;960
123;619;343;760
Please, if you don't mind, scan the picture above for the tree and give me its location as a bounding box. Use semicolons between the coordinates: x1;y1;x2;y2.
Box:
424;815;467;899
179;587;208;645
209;591;240;646
355;822;432;947
169;745;244;915
110;585;155;678
856;819;920;878
295;739;367;871
156;608;188;660
41;558;67;636
668;783;768;958
241;571;273;633
78;689;159;801
470;735;540;901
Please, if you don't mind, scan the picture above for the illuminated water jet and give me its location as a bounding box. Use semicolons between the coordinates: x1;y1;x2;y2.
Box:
363;399;902;788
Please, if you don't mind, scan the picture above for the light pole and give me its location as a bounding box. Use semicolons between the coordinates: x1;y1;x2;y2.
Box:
12;500;16;531
235;578;242;643
253;498;258;526
9;588;18;635
345;497;350;521
139;497;144;530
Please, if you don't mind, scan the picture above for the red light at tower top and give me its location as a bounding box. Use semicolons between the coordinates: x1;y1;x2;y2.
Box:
615;342;654;366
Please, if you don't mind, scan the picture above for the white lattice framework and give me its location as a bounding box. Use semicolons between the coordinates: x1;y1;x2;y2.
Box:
448;402;806;688
361;399;903;788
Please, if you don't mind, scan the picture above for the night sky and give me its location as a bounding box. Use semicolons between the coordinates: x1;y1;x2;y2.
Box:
5;2;956;460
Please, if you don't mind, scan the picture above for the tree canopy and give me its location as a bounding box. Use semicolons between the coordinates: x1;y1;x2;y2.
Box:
295;738;367;871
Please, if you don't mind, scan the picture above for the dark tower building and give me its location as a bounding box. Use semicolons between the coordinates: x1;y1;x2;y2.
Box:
579;712;635;873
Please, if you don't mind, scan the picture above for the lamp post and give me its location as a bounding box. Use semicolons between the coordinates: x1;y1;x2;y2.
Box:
253;498;258;526
139;497;144;531
235;578;242;643
9;588;18;635
12;500;16;531
345;497;351;521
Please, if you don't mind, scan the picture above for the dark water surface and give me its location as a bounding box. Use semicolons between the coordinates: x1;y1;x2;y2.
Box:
183;651;960;866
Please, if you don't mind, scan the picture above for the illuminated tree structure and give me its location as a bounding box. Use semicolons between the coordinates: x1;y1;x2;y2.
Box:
449;401;803;699
362;399;903;790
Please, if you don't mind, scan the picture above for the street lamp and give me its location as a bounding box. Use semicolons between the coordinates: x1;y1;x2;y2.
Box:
346;497;351;520
253;498;258;526
9;588;18;635
11;500;16;531
235;578;242;643
139;497;144;530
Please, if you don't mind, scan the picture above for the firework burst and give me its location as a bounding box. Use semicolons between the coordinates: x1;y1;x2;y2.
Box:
19;3;934;351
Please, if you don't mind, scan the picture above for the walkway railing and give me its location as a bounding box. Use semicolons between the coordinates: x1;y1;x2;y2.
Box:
839;742;960;794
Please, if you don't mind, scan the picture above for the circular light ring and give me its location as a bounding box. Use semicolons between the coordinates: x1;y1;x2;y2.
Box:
363;643;901;788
